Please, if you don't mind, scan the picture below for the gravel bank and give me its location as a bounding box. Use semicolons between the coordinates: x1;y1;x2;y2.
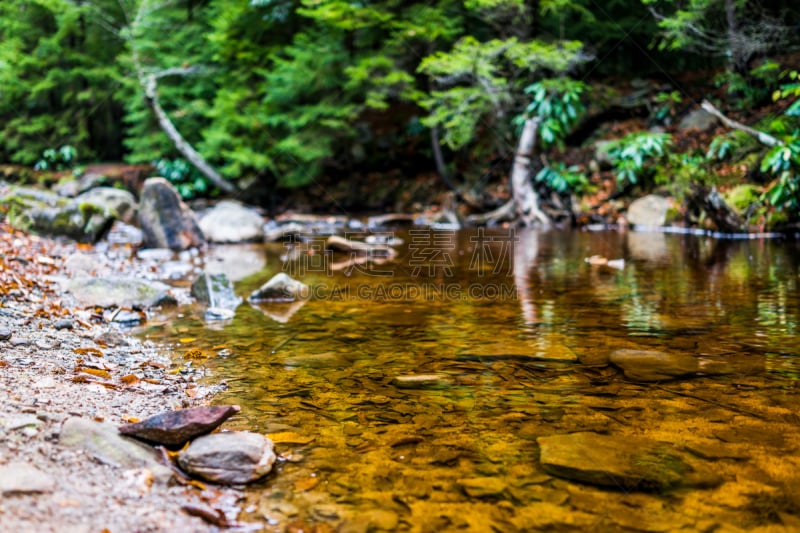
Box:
0;222;241;532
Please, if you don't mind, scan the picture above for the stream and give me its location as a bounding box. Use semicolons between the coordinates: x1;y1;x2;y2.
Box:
142;228;800;532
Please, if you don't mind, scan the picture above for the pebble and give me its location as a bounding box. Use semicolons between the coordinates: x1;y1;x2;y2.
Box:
0;328;12;340
54;319;74;330
0;463;56;494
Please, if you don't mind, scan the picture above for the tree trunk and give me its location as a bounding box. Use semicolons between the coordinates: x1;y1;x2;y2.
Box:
430;125;456;191
141;72;235;193
511;118;550;227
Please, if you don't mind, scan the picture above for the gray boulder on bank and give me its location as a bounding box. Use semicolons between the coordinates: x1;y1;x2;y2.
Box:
249;273;309;302
76;187;137;225
1;186;116;243
60;417;173;484
626;195;671;227
199;200;264;243
138;177;205;250
177;431;277;484
63;277;175;309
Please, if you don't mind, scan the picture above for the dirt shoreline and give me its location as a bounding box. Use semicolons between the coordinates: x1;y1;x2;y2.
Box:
0;223;242;532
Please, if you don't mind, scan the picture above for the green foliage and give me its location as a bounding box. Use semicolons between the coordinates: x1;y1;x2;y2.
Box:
519;78;587;148
774;70;800;117
760;136;800;214
155;158;215;200
607;132;672;186
715;61;782;109
653;90;682;123
34;145;78;171
418;36;585;152
655;152;715;198
534;162;588;194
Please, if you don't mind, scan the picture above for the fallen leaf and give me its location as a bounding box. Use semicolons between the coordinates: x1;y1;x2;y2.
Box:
74;347;104;357
120;374;141;386
122;416;141;423
179;337;196;344
75;367;111;380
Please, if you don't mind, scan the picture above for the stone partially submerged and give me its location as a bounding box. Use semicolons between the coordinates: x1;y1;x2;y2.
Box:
119;405;241;448
177;431;276;485
191;272;242;320
249;273;309;302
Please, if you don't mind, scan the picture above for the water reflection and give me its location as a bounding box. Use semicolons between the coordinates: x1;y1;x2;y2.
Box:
142;229;800;531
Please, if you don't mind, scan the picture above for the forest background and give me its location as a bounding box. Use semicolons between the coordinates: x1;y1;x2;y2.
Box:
1;0;799;228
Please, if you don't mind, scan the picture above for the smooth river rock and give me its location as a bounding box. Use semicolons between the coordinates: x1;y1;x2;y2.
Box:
538;432;713;491
75;187;137;224
177;431;276;485
119;405;241;448
609;349;699;382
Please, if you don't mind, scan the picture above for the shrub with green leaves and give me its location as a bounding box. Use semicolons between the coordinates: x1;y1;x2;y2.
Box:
760;136;800;214
534;162;588;194
607;132;672;187
155;158;215;200
34;145;78;171
519;78;588;148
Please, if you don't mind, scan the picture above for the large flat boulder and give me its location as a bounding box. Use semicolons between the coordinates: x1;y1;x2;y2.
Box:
63;277;175;309
609;349;698;382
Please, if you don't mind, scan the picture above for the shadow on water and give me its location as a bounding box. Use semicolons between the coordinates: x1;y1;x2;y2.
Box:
142;229;800;531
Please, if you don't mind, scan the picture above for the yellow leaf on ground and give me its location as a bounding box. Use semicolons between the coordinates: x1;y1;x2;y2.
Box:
293;476;319;491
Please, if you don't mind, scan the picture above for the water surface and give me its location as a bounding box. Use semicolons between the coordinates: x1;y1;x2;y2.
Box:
144;229;800;531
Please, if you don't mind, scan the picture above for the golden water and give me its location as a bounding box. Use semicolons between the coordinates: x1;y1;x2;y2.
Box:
144;229;800;532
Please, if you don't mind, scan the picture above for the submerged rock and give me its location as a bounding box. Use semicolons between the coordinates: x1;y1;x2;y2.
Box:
60;417;173;484
63;277;175;309
538;432;694;491
249;273;309;302
392;374;451;389
326;235;397;258
177;431;276;484
609;349;698;382
191;272;241;320
119;405;241;448
138;177;205;250
199;200;264;243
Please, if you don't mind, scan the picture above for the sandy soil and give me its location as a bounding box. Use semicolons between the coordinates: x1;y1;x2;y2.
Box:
0;223;244;532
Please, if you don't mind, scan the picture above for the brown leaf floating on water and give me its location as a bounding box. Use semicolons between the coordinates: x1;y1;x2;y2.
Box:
118;405;241;447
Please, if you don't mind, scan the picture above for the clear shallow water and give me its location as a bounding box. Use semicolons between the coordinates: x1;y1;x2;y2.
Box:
143;229;800;531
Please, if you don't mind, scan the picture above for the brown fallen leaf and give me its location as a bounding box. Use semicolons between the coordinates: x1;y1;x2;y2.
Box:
75;367;111;380
74;347;104;357
183;349;205;360
120;374;141;386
